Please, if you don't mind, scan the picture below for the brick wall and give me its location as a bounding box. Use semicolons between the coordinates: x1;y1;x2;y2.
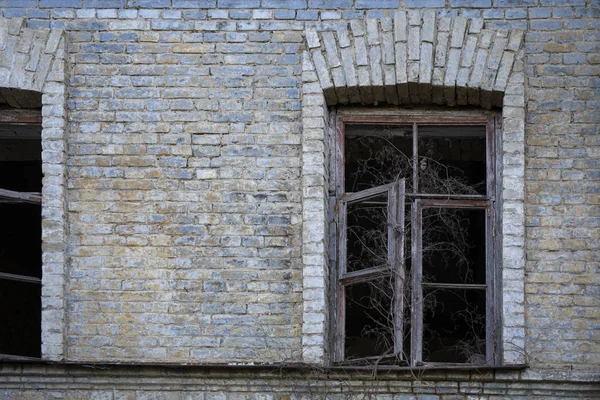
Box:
63;12;305;362
1;363;600;399
0;0;598;395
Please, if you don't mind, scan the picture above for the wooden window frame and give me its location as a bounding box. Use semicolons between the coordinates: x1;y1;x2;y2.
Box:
0;113;43;360
335;179;406;362
333;113;500;366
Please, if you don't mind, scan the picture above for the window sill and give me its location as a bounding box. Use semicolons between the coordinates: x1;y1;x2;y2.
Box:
328;363;529;372
0;354;42;362
0;357;528;374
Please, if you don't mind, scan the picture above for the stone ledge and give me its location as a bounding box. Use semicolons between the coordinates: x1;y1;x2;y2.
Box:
1;361;599;385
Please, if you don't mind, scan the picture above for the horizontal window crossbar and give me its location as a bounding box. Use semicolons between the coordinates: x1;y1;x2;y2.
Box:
418;199;490;208
338;115;491;125
342;194;491;205
339;266;390;285
0;109;42;124
0;272;41;284
0;188;41;204
408;193;490;200
342;182;395;203
422;282;487;290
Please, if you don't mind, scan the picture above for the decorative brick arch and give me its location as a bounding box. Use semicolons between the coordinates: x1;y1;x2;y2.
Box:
300;11;526;365
0;17;69;361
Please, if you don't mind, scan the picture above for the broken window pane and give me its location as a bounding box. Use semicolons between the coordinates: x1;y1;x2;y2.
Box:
422;288;486;364
418;126;486;195
422;207;486;285
345;125;413;193
344;277;395;360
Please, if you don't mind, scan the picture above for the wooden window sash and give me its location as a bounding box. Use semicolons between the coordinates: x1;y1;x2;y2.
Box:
410;199;494;366
390;179;405;358
335;179;406;363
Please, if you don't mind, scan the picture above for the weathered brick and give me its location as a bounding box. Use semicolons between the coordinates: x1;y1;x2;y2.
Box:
308;0;352;7
263;0;307;9
218;0;260;8
173;0;216;7
356;0;399;9
449;0;491;7
405;0;445;7
39;0;81;6
83;0;124;7
0;3;597;396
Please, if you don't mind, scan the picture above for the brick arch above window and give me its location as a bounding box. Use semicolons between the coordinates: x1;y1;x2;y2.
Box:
304;12;523;109
0;18;65;94
0;17;69;362
300;12;526;366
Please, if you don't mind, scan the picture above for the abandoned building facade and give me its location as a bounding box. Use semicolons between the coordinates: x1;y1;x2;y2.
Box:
0;0;598;398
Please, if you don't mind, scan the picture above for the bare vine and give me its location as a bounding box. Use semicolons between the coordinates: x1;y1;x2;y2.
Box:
343;133;486;364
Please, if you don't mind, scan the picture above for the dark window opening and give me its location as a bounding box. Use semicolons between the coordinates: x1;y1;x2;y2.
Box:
422;208;486;286
335;114;497;366
345;125;414;193
346;193;389;273
422;287;486;363
0;118;42;359
418;126;487;195
344;278;395;359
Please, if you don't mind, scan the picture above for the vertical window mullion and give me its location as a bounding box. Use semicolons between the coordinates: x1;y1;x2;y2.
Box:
485;202;496;364
412;122;418;193
486;117;495;199
486;117;497;364
335;284;346;362
410;199;423;366
391;179;406;358
334;198;348;362
335;115;345;198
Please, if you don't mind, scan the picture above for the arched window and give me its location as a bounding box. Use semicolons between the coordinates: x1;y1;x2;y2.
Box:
300;13;526;366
